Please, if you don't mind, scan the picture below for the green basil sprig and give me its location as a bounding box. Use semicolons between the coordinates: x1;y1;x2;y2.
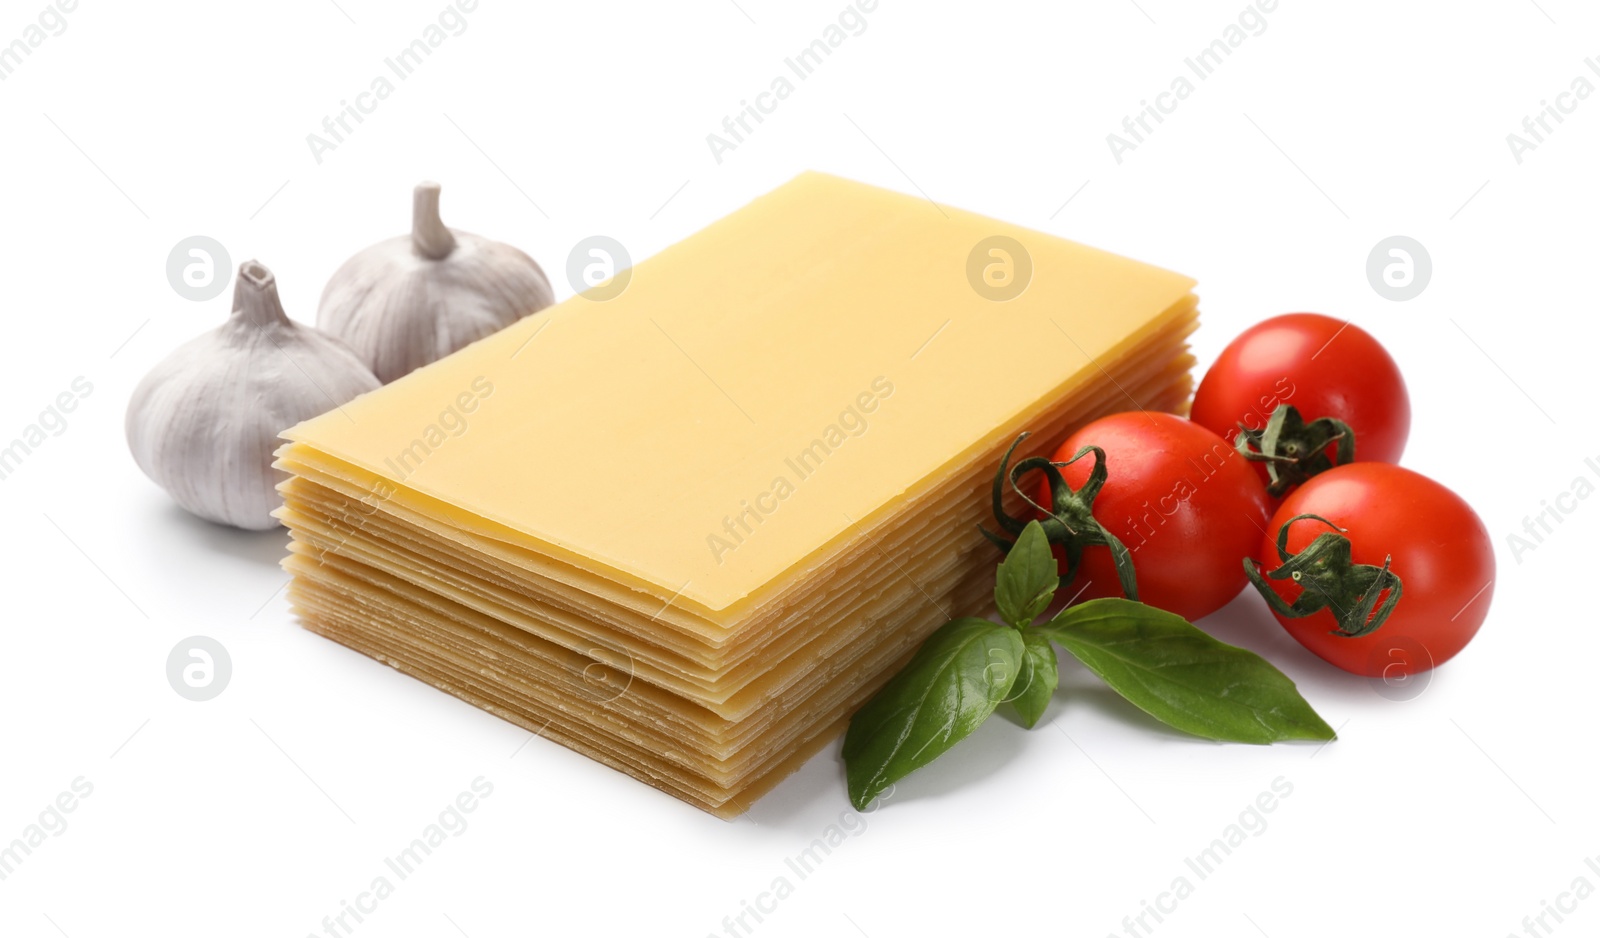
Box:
844;521;1335;810
1035;602;1336;744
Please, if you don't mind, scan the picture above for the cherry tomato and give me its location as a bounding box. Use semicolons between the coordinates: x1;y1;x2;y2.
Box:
1041;412;1270;622
1251;463;1493;677
1191;313;1410;471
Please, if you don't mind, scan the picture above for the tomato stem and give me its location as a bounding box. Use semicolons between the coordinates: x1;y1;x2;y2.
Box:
1243;513;1403;637
1235;404;1356;497
980;433;1140;601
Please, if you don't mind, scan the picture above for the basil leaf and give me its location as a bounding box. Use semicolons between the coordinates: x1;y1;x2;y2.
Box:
1039;598;1336;744
844;617;1025;808
1006;629;1059;729
994;519;1057;628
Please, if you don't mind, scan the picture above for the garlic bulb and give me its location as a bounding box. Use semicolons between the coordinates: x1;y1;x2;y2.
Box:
317;181;555;383
127;261;380;530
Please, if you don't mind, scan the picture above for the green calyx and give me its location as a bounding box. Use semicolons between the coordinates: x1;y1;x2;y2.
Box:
979;433;1139;602
1243;513;1403;638
1235;404;1355;497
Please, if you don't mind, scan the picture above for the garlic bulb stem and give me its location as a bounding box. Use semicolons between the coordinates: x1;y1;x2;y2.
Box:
412;181;457;260
233;260;292;329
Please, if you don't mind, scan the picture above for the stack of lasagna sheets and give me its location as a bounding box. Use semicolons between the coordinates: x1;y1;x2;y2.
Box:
276;172;1199;816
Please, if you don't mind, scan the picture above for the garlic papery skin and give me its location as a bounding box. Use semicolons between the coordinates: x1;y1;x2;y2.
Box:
127;261;381;530
317;181;555;384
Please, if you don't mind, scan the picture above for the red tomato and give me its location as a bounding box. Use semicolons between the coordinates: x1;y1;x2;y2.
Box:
1191;313;1410;470
1041;412;1270;622
1252;463;1493;677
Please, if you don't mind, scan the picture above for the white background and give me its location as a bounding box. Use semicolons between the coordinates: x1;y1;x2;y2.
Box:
1;0;1594;936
